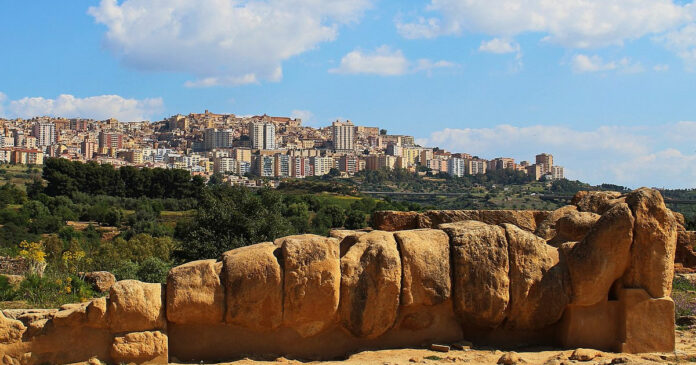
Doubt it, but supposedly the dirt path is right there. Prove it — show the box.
[201,329,696,365]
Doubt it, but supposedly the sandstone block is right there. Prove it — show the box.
[0,310,25,344]
[108,280,165,333]
[52,302,89,327]
[372,211,419,231]
[441,221,509,328]
[503,224,571,330]
[329,229,367,241]
[478,210,540,232]
[418,210,480,228]
[565,203,634,306]
[277,234,340,338]
[223,242,283,331]
[394,229,451,306]
[554,211,600,242]
[86,297,108,328]
[84,271,116,292]
[339,230,401,338]
[573,191,624,215]
[622,188,678,298]
[619,288,675,353]
[111,330,168,364]
[534,205,578,240]
[166,259,224,325]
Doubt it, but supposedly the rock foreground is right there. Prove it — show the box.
[0,188,685,364]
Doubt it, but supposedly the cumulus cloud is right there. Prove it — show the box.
[4,94,164,122]
[417,122,696,188]
[88,0,373,87]
[571,54,644,74]
[658,24,696,70]
[329,46,455,76]
[0,92,6,117]
[397,0,694,48]
[479,38,520,54]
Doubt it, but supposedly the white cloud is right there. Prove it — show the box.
[658,24,696,70]
[654,64,670,71]
[329,46,455,76]
[398,0,694,48]
[88,0,373,87]
[417,122,696,188]
[571,54,644,74]
[5,94,164,122]
[479,38,520,54]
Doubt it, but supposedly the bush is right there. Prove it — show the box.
[14,274,96,308]
[113,261,139,281]
[136,257,171,284]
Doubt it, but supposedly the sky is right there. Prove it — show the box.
[0,0,695,188]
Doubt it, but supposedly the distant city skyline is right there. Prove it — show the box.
[1,0,695,188]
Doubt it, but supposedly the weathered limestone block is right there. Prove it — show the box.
[572,191,625,215]
[622,188,678,298]
[166,259,224,325]
[0,310,25,344]
[223,242,283,331]
[565,203,634,306]
[86,297,108,328]
[372,211,419,231]
[535,205,578,240]
[329,229,367,241]
[676,230,696,268]
[554,211,600,242]
[108,280,165,333]
[618,288,675,353]
[277,234,340,338]
[84,271,116,292]
[111,330,168,364]
[503,224,571,330]
[394,229,451,306]
[339,230,401,338]
[478,210,541,232]
[52,301,89,327]
[417,210,480,229]
[440,221,509,328]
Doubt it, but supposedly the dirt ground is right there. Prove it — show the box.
[203,328,696,365]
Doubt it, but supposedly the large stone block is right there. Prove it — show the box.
[278,234,340,338]
[554,211,600,242]
[372,211,419,231]
[111,330,168,364]
[572,191,625,215]
[622,188,678,298]
[223,242,283,332]
[440,221,509,328]
[108,280,165,333]
[619,289,675,353]
[0,310,25,344]
[535,205,578,240]
[565,203,634,306]
[339,231,401,338]
[394,229,451,306]
[166,259,224,325]
[504,224,570,330]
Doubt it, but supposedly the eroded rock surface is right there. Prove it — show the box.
[394,229,451,306]
[167,259,225,324]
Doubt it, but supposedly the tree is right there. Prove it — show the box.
[380,129,387,135]
[345,210,366,229]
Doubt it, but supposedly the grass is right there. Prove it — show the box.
[314,193,362,210]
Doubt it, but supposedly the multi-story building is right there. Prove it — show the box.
[331,120,355,152]
[551,165,565,180]
[81,139,96,160]
[214,157,238,174]
[274,154,291,177]
[204,128,234,150]
[11,149,44,165]
[339,154,359,175]
[249,122,276,150]
[32,122,55,146]
[488,157,515,171]
[291,157,311,178]
[527,164,543,180]
[448,158,466,177]
[311,156,333,176]
[536,153,553,175]
[465,159,487,175]
[99,131,123,150]
[252,155,275,177]
[231,148,252,163]
[366,154,397,171]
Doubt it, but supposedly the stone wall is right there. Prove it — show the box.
[0,257,32,276]
[0,188,679,364]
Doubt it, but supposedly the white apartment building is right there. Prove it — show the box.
[447,158,466,177]
[249,122,276,150]
[331,120,355,152]
[32,122,55,146]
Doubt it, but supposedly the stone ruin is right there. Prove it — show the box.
[0,188,682,364]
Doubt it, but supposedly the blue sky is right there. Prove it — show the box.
[1,0,696,188]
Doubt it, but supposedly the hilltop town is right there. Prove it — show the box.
[0,111,564,187]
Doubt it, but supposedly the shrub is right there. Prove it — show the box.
[136,257,171,284]
[113,261,139,281]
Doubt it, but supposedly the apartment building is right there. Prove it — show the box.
[32,122,55,147]
[249,122,276,150]
[331,120,355,152]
